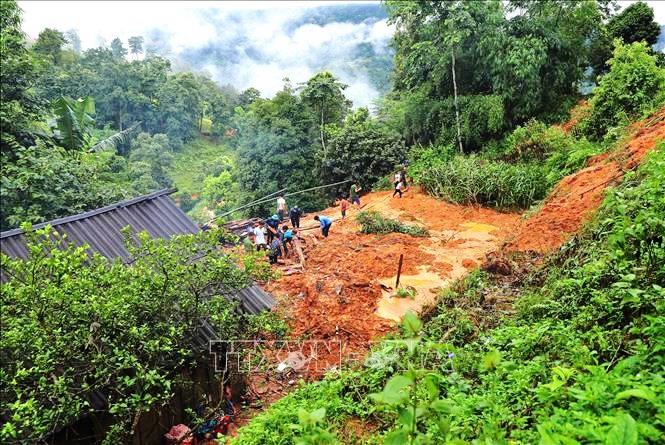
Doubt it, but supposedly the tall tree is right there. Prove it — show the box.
[0,0,44,159]
[110,37,128,59]
[299,71,351,159]
[32,28,67,65]
[233,83,324,214]
[320,108,405,195]
[385,0,609,148]
[128,35,143,60]
[608,1,661,47]
[591,1,661,76]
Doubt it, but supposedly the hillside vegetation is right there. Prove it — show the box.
[1,0,664,444]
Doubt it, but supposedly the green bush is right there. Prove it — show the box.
[0,226,271,443]
[418,154,549,210]
[355,211,429,237]
[581,40,665,140]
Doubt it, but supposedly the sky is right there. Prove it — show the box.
[17,1,665,107]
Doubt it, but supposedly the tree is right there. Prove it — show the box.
[0,140,135,229]
[385,0,609,148]
[110,37,127,59]
[128,132,173,188]
[128,35,143,60]
[583,40,665,139]
[233,83,324,215]
[319,108,405,195]
[591,1,661,76]
[238,87,261,106]
[0,0,44,159]
[32,28,67,65]
[608,1,661,47]
[1,226,269,442]
[299,71,352,159]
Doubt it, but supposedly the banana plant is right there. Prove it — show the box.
[50,96,136,152]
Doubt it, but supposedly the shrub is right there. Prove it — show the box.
[355,211,429,237]
[581,40,665,140]
[418,154,549,210]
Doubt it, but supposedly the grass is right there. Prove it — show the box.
[355,211,429,237]
[167,137,234,197]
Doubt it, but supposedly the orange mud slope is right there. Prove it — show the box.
[255,108,662,379]
[259,188,520,378]
[505,107,664,253]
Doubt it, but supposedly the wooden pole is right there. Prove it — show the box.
[395,253,404,288]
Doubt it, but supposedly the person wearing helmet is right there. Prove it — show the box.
[265,214,280,244]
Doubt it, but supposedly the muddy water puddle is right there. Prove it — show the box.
[375,221,502,321]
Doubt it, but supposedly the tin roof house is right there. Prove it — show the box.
[0,188,275,315]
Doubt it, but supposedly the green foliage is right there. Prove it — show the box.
[582,40,665,140]
[0,140,138,230]
[0,225,271,442]
[417,154,549,210]
[591,1,662,76]
[32,28,67,65]
[608,1,661,47]
[320,108,405,195]
[50,96,96,150]
[384,0,607,147]
[234,117,665,445]
[289,408,340,445]
[0,0,44,159]
[233,83,327,215]
[129,132,173,188]
[396,286,416,299]
[356,211,429,237]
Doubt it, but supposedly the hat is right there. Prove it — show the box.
[272,214,279,220]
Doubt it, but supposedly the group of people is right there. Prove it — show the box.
[237,177,384,265]
[243,215,296,264]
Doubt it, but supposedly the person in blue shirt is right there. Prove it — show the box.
[314,215,332,237]
[265,214,280,244]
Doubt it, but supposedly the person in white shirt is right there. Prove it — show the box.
[253,221,267,251]
[277,195,288,221]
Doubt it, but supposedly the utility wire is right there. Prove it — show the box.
[215,179,353,221]
[215,187,288,220]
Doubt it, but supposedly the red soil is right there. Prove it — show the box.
[240,107,664,415]
[505,107,664,253]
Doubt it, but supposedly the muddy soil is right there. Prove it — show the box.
[237,107,664,423]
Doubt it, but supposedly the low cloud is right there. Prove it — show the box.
[20,1,394,107]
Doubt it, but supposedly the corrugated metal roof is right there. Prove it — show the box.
[0,188,199,261]
[0,189,275,314]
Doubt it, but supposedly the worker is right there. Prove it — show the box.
[253,221,267,251]
[393,178,403,198]
[314,215,332,238]
[267,236,286,264]
[339,196,349,219]
[289,205,302,228]
[277,195,288,221]
[349,180,362,206]
[265,214,280,244]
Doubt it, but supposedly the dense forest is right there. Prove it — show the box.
[1,0,664,444]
